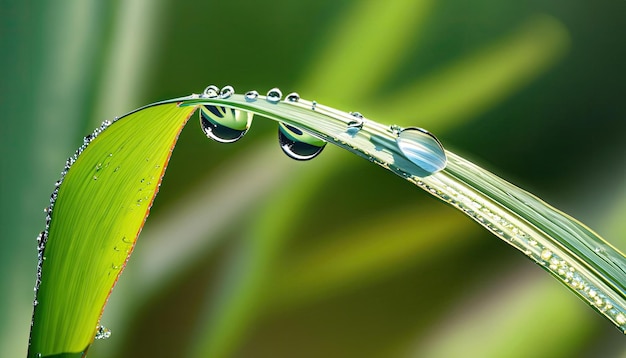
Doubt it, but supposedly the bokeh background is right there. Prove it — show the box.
[2,0,625,357]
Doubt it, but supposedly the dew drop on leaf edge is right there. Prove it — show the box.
[266,88,282,103]
[199,105,253,143]
[278,123,326,160]
[395,127,447,175]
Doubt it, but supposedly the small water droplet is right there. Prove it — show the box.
[285,92,300,102]
[541,249,553,260]
[278,123,326,160]
[95,325,112,340]
[311,101,317,111]
[245,90,259,102]
[93,176,98,181]
[202,85,219,98]
[220,85,234,98]
[347,112,364,130]
[199,105,253,143]
[266,88,282,103]
[396,127,447,176]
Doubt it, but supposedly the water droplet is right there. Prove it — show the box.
[347,112,364,130]
[200,105,254,143]
[219,85,234,98]
[541,249,553,260]
[245,90,259,102]
[285,92,300,102]
[396,127,447,176]
[311,101,317,111]
[266,88,282,103]
[95,325,111,340]
[278,123,326,160]
[202,85,219,98]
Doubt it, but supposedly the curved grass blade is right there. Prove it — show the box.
[180,92,626,334]
[29,102,197,357]
[31,84,625,356]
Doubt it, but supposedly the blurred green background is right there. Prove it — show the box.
[2,0,625,357]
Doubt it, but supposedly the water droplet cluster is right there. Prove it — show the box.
[406,173,626,331]
[33,118,119,308]
[94,325,111,340]
[200,85,331,161]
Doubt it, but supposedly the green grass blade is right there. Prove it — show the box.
[31,84,624,356]
[29,102,196,357]
[180,92,626,333]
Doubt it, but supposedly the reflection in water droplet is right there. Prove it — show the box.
[95,325,111,340]
[396,127,447,176]
[347,112,364,130]
[278,123,326,160]
[200,105,253,143]
[285,92,300,102]
[266,88,282,103]
[245,90,259,102]
[220,85,234,98]
[202,85,219,98]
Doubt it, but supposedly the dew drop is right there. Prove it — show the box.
[396,127,447,176]
[266,88,282,103]
[541,249,553,260]
[219,85,234,98]
[285,92,300,102]
[199,105,254,143]
[278,123,326,160]
[347,112,364,130]
[95,325,111,340]
[245,90,259,102]
[202,85,219,98]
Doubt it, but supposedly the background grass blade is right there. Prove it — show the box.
[29,103,196,357]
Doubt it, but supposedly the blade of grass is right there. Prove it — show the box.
[178,91,626,334]
[29,103,196,357]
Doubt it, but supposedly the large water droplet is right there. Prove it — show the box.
[266,88,282,103]
[219,85,234,98]
[202,85,219,98]
[245,90,259,102]
[278,123,326,160]
[200,105,253,143]
[396,127,447,176]
[95,325,111,340]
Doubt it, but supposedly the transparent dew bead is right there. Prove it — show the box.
[199,105,254,143]
[202,85,219,98]
[285,92,300,102]
[395,127,447,176]
[347,112,364,129]
[266,88,282,103]
[94,325,111,340]
[245,90,259,102]
[219,85,234,98]
[278,123,326,160]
